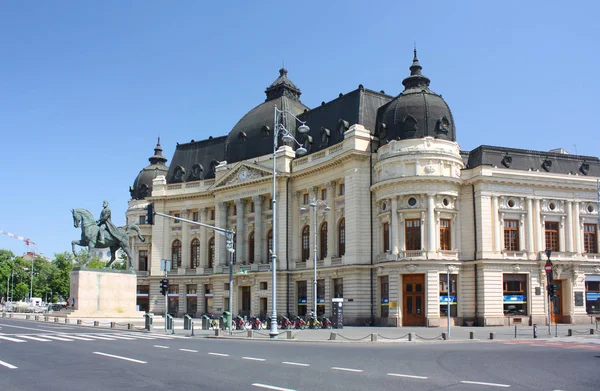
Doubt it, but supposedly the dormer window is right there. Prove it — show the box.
[542,158,552,172]
[379,123,387,140]
[239,132,247,141]
[174,166,186,182]
[502,154,513,168]
[191,164,203,179]
[320,127,330,147]
[580,162,590,175]
[403,115,418,134]
[338,119,349,136]
[261,125,271,138]
[436,116,450,135]
[303,135,313,153]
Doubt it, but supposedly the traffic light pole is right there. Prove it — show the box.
[164,268,168,332]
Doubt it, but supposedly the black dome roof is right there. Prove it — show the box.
[225,68,309,163]
[376,50,455,143]
[130,138,169,200]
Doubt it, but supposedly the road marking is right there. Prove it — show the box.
[0,360,18,369]
[42,335,74,342]
[460,380,510,388]
[103,335,136,340]
[331,366,363,373]
[16,335,52,342]
[208,352,229,357]
[153,345,169,349]
[93,352,147,364]
[0,323,62,332]
[0,335,26,343]
[179,349,198,353]
[59,334,95,341]
[282,361,310,367]
[123,334,156,340]
[251,383,297,391]
[79,334,116,341]
[387,373,428,379]
[243,356,266,361]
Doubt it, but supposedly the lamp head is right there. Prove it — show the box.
[545,249,552,259]
[297,124,310,134]
[324,206,331,211]
[282,134,294,143]
[296,146,307,156]
[300,206,308,212]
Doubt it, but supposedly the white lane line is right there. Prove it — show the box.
[387,373,428,379]
[93,352,147,364]
[208,352,230,357]
[282,361,310,367]
[153,345,169,349]
[460,380,510,388]
[243,356,266,361]
[251,384,297,391]
[42,335,74,342]
[17,335,52,342]
[58,334,95,341]
[331,366,363,373]
[78,334,116,341]
[179,349,198,353]
[0,335,26,343]
[0,360,18,369]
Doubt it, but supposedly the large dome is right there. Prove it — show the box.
[130,138,169,200]
[377,50,455,143]
[225,68,309,163]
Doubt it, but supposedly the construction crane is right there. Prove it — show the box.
[0,229,37,302]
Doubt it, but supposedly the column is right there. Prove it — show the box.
[292,192,301,263]
[253,195,264,264]
[526,198,534,254]
[427,194,436,252]
[217,202,228,267]
[573,201,582,254]
[162,210,170,261]
[235,199,246,264]
[391,197,399,254]
[534,199,543,254]
[519,215,526,251]
[181,210,190,268]
[199,208,207,268]
[492,196,501,253]
[566,201,574,253]
[326,182,336,257]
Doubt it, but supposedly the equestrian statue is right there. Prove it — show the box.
[71,201,144,269]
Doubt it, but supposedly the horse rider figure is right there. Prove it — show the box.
[96,200,119,243]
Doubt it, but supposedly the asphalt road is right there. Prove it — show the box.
[1,318,599,391]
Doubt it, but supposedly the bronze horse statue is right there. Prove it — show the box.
[71,208,144,269]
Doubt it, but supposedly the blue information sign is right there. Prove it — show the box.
[440,295,457,304]
[503,295,527,304]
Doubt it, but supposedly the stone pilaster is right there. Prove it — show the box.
[235,199,246,264]
[253,195,264,264]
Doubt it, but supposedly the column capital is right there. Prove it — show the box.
[235,199,247,207]
[218,202,228,211]
[252,195,264,203]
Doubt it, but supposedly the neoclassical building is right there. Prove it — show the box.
[127,51,600,327]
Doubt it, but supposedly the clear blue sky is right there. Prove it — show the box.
[1,1,598,258]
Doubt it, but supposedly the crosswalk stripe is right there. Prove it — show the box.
[122,334,156,340]
[103,335,136,340]
[42,335,74,341]
[17,335,52,342]
[78,334,116,341]
[0,335,26,342]
[57,334,95,341]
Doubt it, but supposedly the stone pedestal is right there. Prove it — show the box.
[68,269,144,318]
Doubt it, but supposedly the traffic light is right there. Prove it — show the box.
[548,283,556,298]
[146,203,155,225]
[160,278,169,296]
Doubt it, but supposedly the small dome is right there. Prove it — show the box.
[130,138,169,200]
[377,49,455,143]
[225,68,309,163]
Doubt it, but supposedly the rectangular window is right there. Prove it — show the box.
[503,274,527,316]
[333,278,343,298]
[383,222,390,252]
[139,215,146,225]
[584,224,598,254]
[167,284,179,315]
[210,209,215,220]
[586,279,600,314]
[260,282,268,290]
[545,222,559,252]
[317,279,325,316]
[339,183,345,196]
[186,284,197,315]
[405,219,421,251]
[268,199,273,210]
[303,193,309,204]
[192,211,199,222]
[504,220,519,251]
[250,202,255,213]
[380,276,389,318]
[224,283,230,291]
[297,281,307,317]
[439,273,457,317]
[321,188,327,200]
[233,205,237,216]
[173,213,180,224]
[138,250,148,271]
[440,219,451,251]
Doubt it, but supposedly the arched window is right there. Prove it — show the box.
[320,222,328,260]
[208,237,215,268]
[338,218,345,256]
[171,239,181,269]
[267,229,273,263]
[248,231,255,264]
[383,222,390,252]
[190,238,200,268]
[302,225,310,261]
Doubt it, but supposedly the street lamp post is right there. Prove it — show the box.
[30,255,34,302]
[270,105,309,338]
[301,199,330,318]
[545,249,553,336]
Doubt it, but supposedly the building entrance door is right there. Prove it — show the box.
[551,280,564,324]
[241,286,251,318]
[402,274,425,326]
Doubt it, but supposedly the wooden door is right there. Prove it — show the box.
[402,274,425,326]
[241,286,251,318]
[551,280,564,323]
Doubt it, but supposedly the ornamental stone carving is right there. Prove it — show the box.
[406,264,418,273]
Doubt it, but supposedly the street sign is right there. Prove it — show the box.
[544,263,552,273]
[160,259,172,272]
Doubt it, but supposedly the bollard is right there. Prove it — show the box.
[555,323,558,338]
[470,331,474,340]
[568,329,572,337]
[514,325,517,339]
[9,313,13,318]
[54,317,59,323]
[65,318,69,324]
[26,315,31,320]
[94,321,99,327]
[371,333,378,342]
[215,328,221,337]
[1,312,5,318]
[533,324,538,338]
[329,332,337,341]
[77,319,82,325]
[286,330,293,339]
[190,322,195,337]
[44,316,49,321]
[35,315,39,321]
[111,322,116,329]
[591,329,595,335]
[489,332,495,340]
[128,323,133,330]
[442,333,447,340]
[408,333,412,341]
[247,330,254,338]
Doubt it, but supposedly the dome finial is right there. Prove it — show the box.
[402,49,430,90]
[413,42,417,61]
[149,137,167,165]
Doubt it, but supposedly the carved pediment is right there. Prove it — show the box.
[213,163,273,188]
